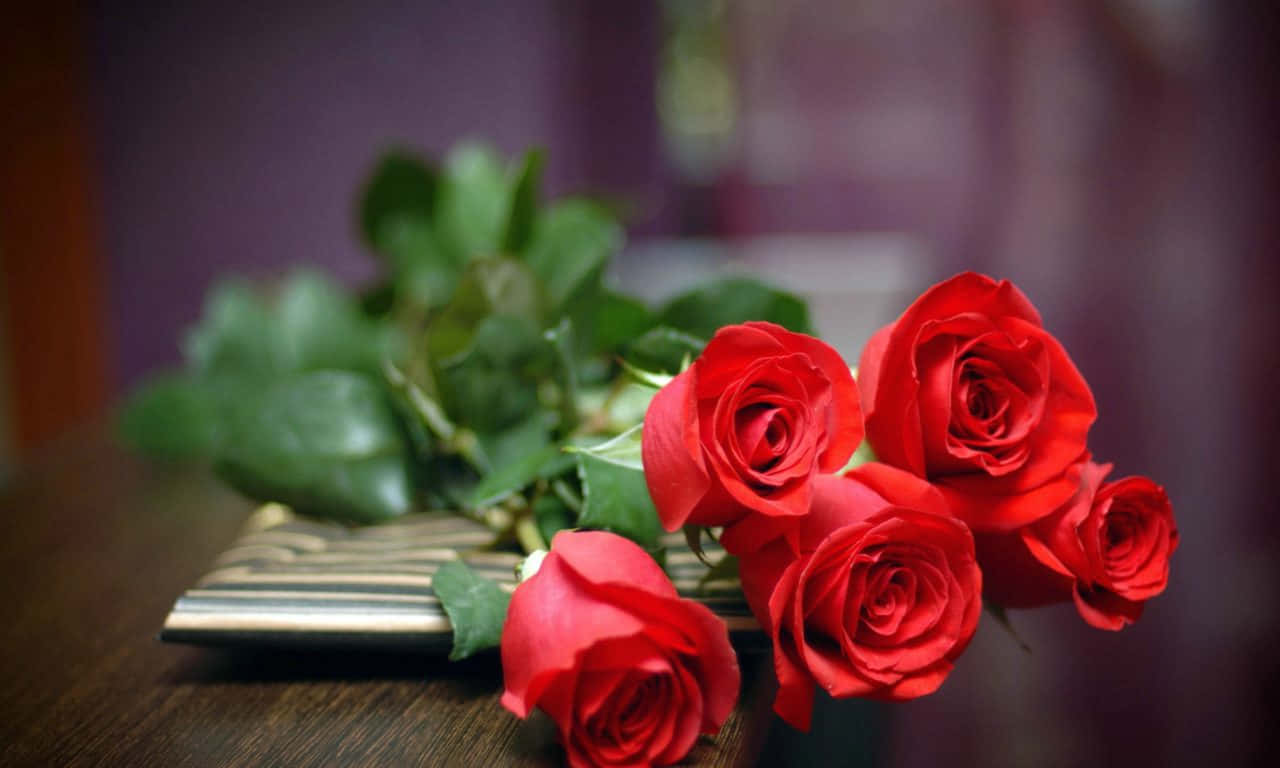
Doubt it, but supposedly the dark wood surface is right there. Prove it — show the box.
[0,427,774,767]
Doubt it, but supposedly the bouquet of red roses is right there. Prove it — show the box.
[123,143,1177,768]
[503,276,1177,765]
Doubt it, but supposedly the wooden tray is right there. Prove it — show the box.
[161,505,758,651]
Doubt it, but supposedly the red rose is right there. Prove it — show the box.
[978,460,1178,630]
[500,530,740,768]
[739,464,982,730]
[642,321,862,553]
[858,272,1096,532]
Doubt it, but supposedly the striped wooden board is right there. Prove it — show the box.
[161,504,759,651]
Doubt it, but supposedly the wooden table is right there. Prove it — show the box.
[0,428,791,767]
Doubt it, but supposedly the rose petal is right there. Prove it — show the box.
[1073,584,1144,630]
[765,323,863,471]
[864,273,1042,477]
[843,463,950,520]
[881,661,952,700]
[642,368,712,531]
[857,323,894,419]
[859,273,1098,534]
[1020,460,1106,578]
[803,473,894,547]
[550,530,679,599]
[699,323,860,473]
[772,634,819,732]
[694,323,792,394]
[719,502,805,556]
[501,553,649,718]
[655,661,703,765]
[738,538,798,633]
[938,458,1085,531]
[1093,475,1177,599]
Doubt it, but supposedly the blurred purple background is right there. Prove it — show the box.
[7,0,1278,765]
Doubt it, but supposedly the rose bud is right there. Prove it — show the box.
[500,530,740,768]
[642,321,862,554]
[857,272,1096,532]
[978,460,1178,630]
[739,464,982,730]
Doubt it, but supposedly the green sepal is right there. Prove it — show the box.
[697,554,740,594]
[619,358,675,390]
[985,602,1033,654]
[683,524,711,566]
[840,438,879,474]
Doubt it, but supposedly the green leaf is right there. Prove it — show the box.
[117,372,223,460]
[625,326,705,374]
[467,445,561,508]
[476,410,556,472]
[592,290,655,353]
[433,560,512,661]
[182,279,283,381]
[578,383,658,435]
[428,258,545,362]
[425,259,549,432]
[276,270,402,375]
[523,199,622,311]
[382,215,465,309]
[214,371,414,524]
[180,272,401,383]
[438,142,509,259]
[533,494,574,545]
[610,382,660,429]
[416,454,485,510]
[659,276,812,339]
[572,425,662,547]
[358,279,397,318]
[359,148,437,255]
[468,412,565,508]
[501,149,544,253]
[570,423,643,468]
[432,313,552,433]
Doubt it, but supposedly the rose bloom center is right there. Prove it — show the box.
[735,401,792,472]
